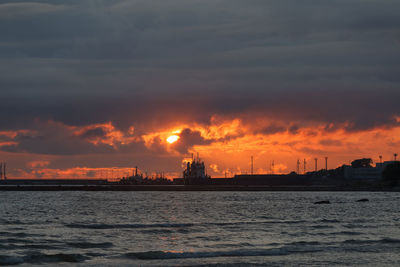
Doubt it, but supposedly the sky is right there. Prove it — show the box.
[0,0,399,179]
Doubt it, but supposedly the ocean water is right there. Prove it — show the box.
[0,191,399,266]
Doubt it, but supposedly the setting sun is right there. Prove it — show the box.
[167,135,180,144]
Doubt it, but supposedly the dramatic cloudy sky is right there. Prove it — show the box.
[1,0,399,178]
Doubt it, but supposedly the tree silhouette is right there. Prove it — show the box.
[351,158,373,168]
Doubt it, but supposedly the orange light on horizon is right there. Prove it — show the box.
[167,135,180,144]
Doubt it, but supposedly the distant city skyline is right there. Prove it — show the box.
[0,0,399,178]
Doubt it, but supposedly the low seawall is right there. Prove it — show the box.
[0,185,399,191]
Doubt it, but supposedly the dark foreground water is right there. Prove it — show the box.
[0,191,399,266]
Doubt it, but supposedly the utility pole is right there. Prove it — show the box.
[325,157,328,170]
[314,158,318,172]
[296,159,300,174]
[251,156,254,175]
[303,159,306,174]
[272,160,275,175]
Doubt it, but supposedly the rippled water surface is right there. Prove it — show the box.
[0,191,400,266]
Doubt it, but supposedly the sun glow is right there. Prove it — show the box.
[167,135,180,144]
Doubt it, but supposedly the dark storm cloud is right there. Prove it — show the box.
[145,136,168,154]
[288,125,300,135]
[79,127,107,140]
[255,124,287,135]
[0,122,154,156]
[173,128,212,153]
[0,121,114,155]
[0,0,399,135]
[319,139,343,146]
[0,119,153,156]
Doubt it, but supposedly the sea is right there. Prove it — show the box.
[0,191,399,266]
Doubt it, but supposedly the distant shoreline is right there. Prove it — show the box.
[0,185,399,192]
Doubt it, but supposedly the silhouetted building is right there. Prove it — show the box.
[344,161,399,179]
[119,166,143,184]
[183,159,211,185]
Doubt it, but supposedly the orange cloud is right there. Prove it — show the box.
[0,141,18,147]
[13,165,179,180]
[171,118,400,176]
[130,115,400,177]
[0,130,32,139]
[27,160,50,168]
[15,166,134,180]
[141,116,244,153]
[2,115,400,179]
[71,122,139,147]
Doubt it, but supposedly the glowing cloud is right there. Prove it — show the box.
[167,135,180,144]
